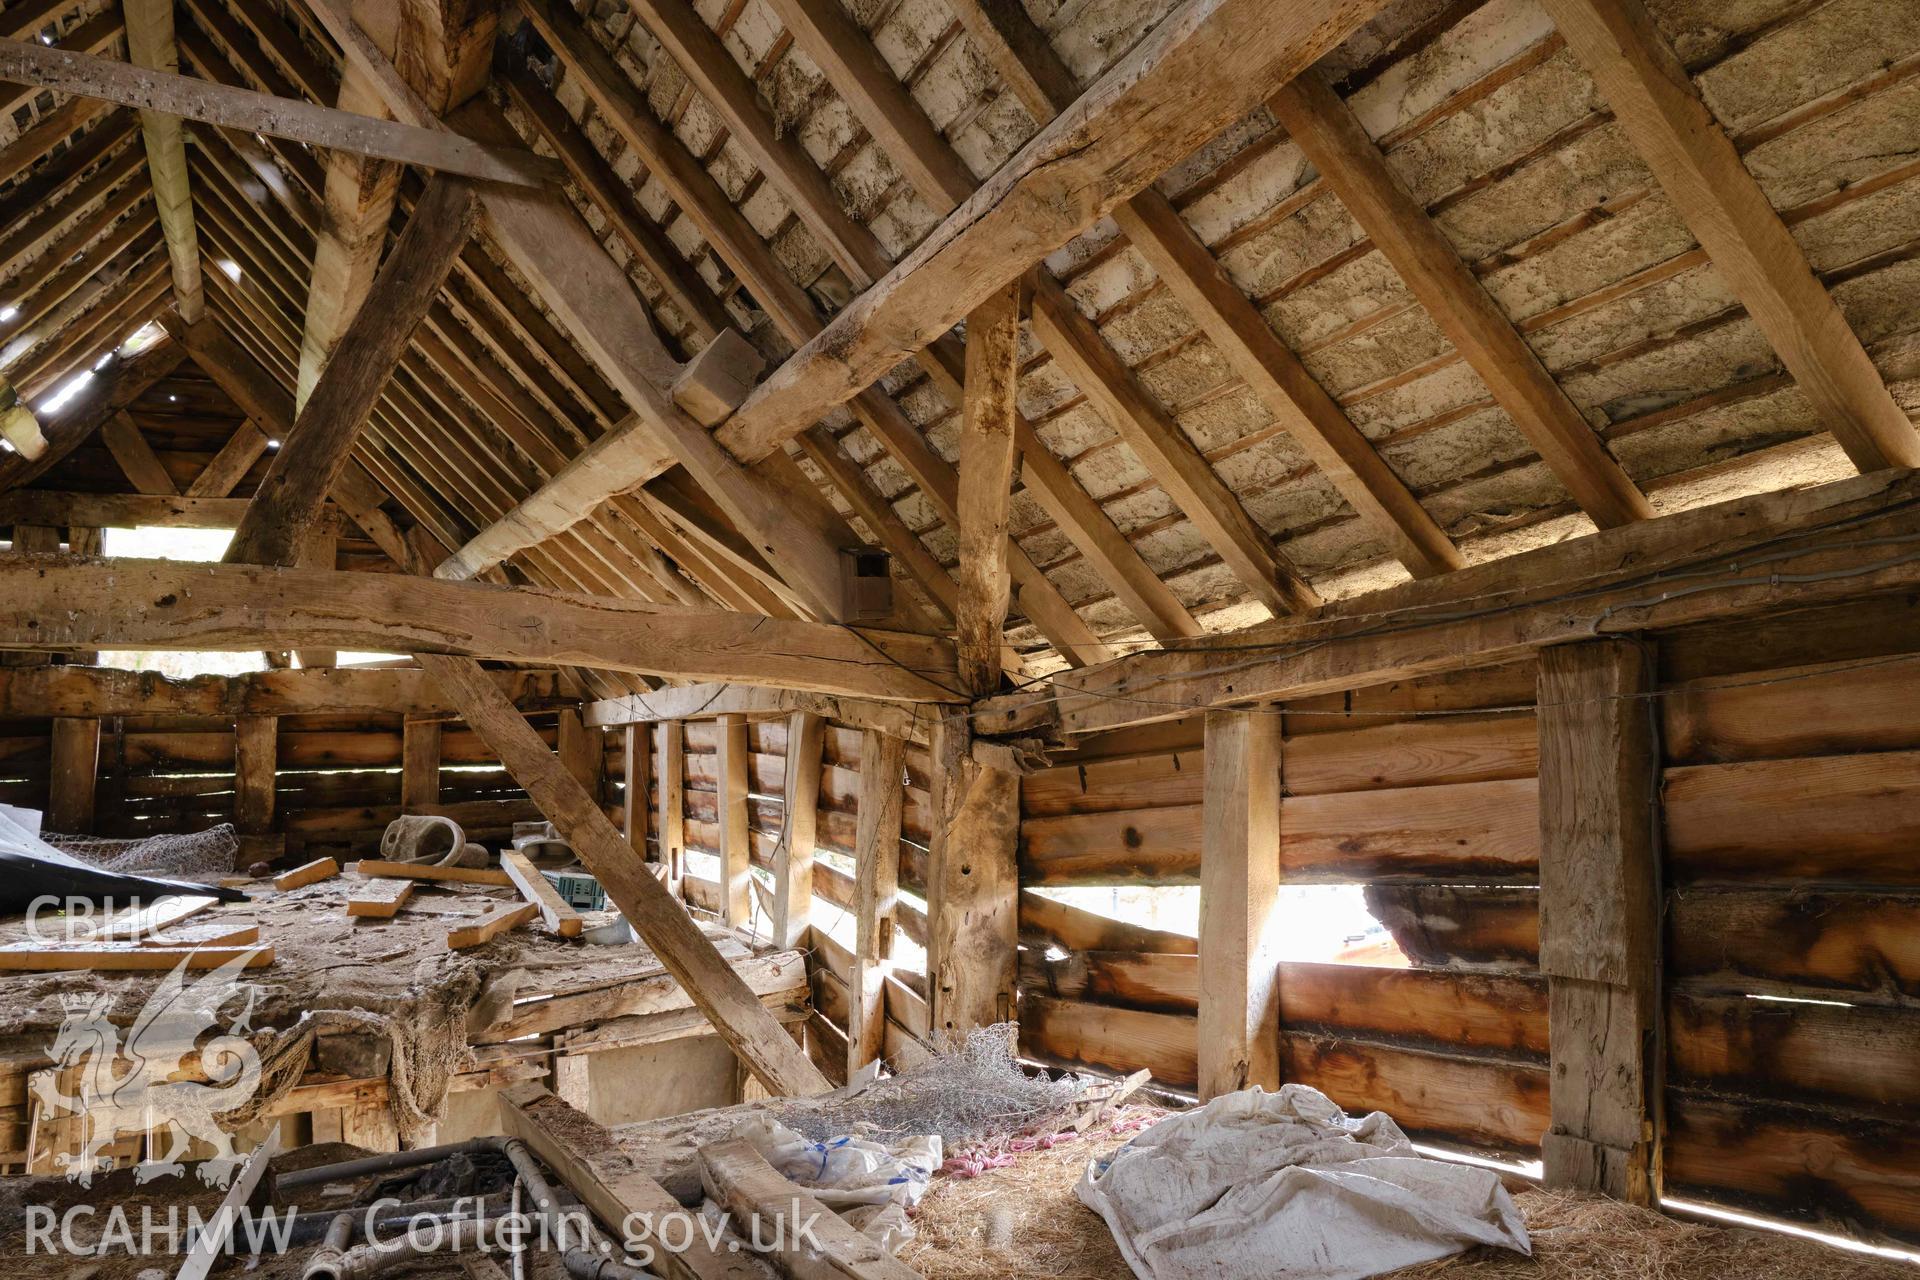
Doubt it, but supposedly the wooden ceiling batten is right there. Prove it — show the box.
[122,0,205,325]
[1268,72,1653,531]
[1540,0,1920,474]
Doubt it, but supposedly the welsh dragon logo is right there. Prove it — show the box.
[33,949,266,1188]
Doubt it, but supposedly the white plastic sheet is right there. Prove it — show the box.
[720,1115,942,1251]
[1078,1085,1530,1280]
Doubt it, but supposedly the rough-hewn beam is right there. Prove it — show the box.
[185,420,268,497]
[227,173,478,567]
[1108,195,1460,577]
[297,3,865,625]
[1199,707,1282,1099]
[0,38,557,186]
[850,727,905,1075]
[784,0,1450,583]
[926,713,1018,1035]
[499,59,732,342]
[290,1,499,409]
[1032,278,1320,616]
[558,0,1135,659]
[581,683,933,745]
[509,0,1099,655]
[99,410,177,496]
[1268,73,1651,530]
[417,652,832,1096]
[0,376,43,459]
[714,0,1386,462]
[956,281,1021,694]
[1541,0,1920,473]
[0,333,184,492]
[974,468,1920,739]
[716,712,753,928]
[0,555,965,701]
[0,490,284,527]
[1538,638,1660,1202]
[771,710,823,951]
[123,0,204,324]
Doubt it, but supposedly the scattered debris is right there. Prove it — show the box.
[447,900,540,950]
[345,877,415,919]
[275,857,343,892]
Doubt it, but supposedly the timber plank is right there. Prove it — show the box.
[1019,949,1199,1013]
[1665,751,1920,884]
[1020,993,1197,1089]
[352,858,512,886]
[1365,885,1540,972]
[1663,658,1920,764]
[447,900,539,950]
[1280,962,1548,1057]
[1669,992,1920,1115]
[0,942,272,971]
[1018,890,1197,956]
[1283,1034,1550,1152]
[345,877,414,918]
[499,1085,762,1280]
[1668,890,1920,1003]
[1666,1091,1920,1239]
[272,856,339,891]
[500,849,584,938]
[697,1138,921,1280]
[1019,777,1540,885]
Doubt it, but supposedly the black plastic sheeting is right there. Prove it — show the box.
[0,846,248,914]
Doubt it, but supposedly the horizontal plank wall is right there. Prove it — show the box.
[666,714,935,1086]
[1017,663,1548,1153]
[1658,633,1920,1244]
[0,669,575,861]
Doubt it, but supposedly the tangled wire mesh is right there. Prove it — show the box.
[778,1023,1088,1148]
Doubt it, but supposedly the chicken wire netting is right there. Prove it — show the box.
[48,822,241,877]
[778,1022,1088,1148]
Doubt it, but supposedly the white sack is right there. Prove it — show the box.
[721,1115,941,1252]
[1078,1085,1529,1280]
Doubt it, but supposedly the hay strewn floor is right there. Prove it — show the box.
[899,1110,1915,1280]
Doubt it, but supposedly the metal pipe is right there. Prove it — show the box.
[275,1138,500,1192]
[510,1178,526,1280]
[280,1193,517,1248]
[305,1214,497,1280]
[562,1248,659,1280]
[299,1213,354,1280]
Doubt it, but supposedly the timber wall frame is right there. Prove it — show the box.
[1006,581,1920,1247]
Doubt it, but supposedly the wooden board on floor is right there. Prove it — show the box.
[697,1137,922,1279]
[447,900,539,949]
[352,857,512,885]
[272,856,339,891]
[499,848,583,937]
[0,942,273,971]
[497,1084,765,1280]
[345,877,414,918]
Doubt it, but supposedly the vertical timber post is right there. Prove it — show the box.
[48,717,101,834]
[557,706,602,801]
[1199,707,1282,1099]
[622,723,650,858]
[654,721,686,899]
[927,712,1019,1039]
[401,715,443,811]
[234,714,278,856]
[849,728,905,1076]
[772,711,824,949]
[1538,638,1662,1203]
[717,713,753,929]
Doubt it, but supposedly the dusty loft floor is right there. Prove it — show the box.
[899,1108,1915,1280]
